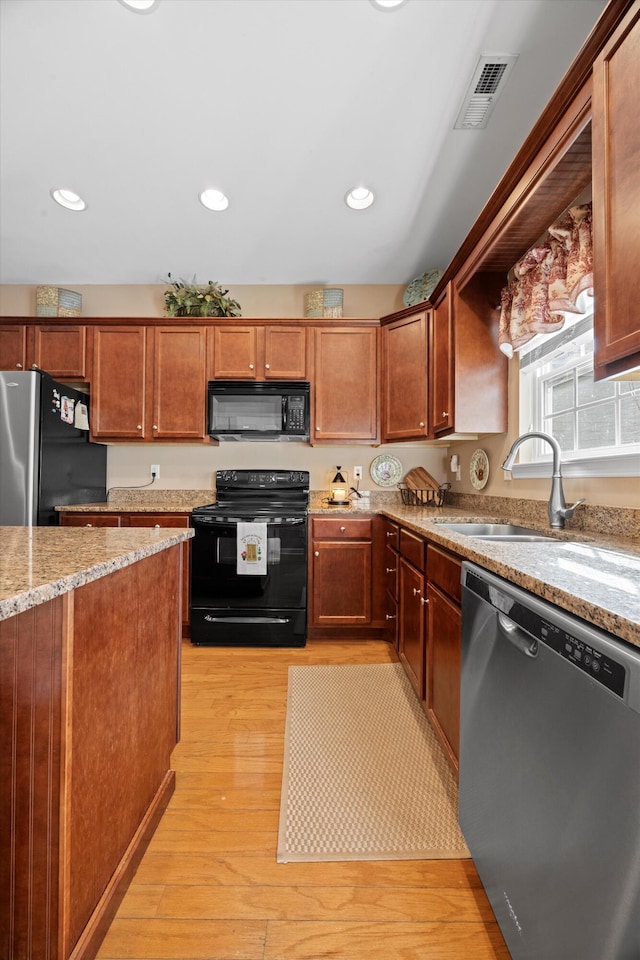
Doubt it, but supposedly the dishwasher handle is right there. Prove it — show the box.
[498,612,539,658]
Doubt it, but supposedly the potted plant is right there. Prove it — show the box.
[164,273,242,318]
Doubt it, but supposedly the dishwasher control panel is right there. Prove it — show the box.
[464,569,627,699]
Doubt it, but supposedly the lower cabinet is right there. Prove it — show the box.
[426,544,462,774]
[309,515,373,634]
[59,511,191,630]
[398,555,426,699]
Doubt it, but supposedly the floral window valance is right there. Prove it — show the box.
[498,202,594,358]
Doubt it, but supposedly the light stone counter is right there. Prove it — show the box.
[0,525,194,621]
[375,505,639,648]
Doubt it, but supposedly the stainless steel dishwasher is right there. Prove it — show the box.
[459,562,640,960]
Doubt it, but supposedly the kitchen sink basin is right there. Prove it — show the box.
[436,523,556,542]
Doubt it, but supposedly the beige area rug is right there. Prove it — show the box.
[277,662,470,863]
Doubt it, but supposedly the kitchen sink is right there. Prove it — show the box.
[435,523,556,542]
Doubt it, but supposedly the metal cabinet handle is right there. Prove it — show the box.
[419,421,425,427]
[442,411,449,418]
[386,567,396,573]
[420,597,429,605]
[85,523,93,527]
[314,550,320,557]
[316,426,320,430]
[16,362,23,369]
[136,424,142,430]
[265,363,270,369]
[340,525,346,532]
[386,531,395,538]
[152,424,158,430]
[413,587,420,596]
[385,614,396,620]
[249,363,254,369]
[154,524,160,528]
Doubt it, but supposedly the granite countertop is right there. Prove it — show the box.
[0,526,194,622]
[56,490,214,513]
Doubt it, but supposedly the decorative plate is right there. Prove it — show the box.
[370,454,403,487]
[402,268,444,307]
[469,449,490,490]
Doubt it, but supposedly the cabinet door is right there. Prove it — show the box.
[151,327,207,440]
[91,327,147,439]
[398,557,426,700]
[32,325,87,379]
[427,582,461,773]
[264,326,307,379]
[211,326,259,379]
[430,285,454,436]
[593,3,640,378]
[310,539,372,625]
[0,324,27,370]
[381,311,429,441]
[313,328,378,442]
[125,514,191,625]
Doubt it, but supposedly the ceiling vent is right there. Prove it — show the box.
[454,55,518,130]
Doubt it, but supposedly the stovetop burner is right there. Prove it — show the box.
[192,469,310,521]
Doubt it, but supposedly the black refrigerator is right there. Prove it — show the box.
[0,370,107,525]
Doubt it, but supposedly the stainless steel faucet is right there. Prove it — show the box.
[501,431,585,529]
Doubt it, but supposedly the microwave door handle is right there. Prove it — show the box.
[282,396,287,429]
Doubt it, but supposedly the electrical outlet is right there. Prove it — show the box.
[353,465,363,480]
[151,464,160,480]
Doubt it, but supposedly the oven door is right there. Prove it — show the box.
[190,515,307,646]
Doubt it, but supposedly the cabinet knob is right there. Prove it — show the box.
[16,362,23,369]
[419,421,425,428]
[249,363,254,370]
[316,426,320,430]
[386,531,394,538]
[385,614,396,621]
[420,597,429,605]
[136,424,142,430]
[340,525,346,532]
[413,587,420,596]
[85,523,93,527]
[154,524,160,528]
[386,567,396,573]
[265,363,270,369]
[314,550,320,557]
[152,424,158,430]
[442,411,449,418]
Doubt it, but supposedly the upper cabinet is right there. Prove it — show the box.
[210,324,307,380]
[429,287,454,437]
[381,309,429,442]
[592,2,640,379]
[313,326,378,443]
[91,325,207,441]
[0,323,87,379]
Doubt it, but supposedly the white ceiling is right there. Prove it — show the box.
[0,0,607,289]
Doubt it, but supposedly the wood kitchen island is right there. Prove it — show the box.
[0,525,193,960]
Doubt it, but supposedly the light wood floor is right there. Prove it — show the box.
[96,639,511,960]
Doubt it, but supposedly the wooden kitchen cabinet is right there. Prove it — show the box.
[381,518,400,648]
[309,516,372,631]
[60,511,192,629]
[90,325,207,441]
[380,309,429,442]
[426,544,462,775]
[592,1,640,379]
[398,554,426,700]
[0,321,87,379]
[313,327,378,442]
[210,324,307,380]
[429,286,454,437]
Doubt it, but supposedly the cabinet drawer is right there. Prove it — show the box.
[126,514,190,529]
[381,518,399,550]
[399,528,426,571]
[61,514,121,527]
[427,543,462,604]
[311,516,372,539]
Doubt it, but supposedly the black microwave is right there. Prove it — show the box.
[207,381,310,441]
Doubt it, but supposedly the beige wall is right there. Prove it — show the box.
[0,283,406,319]
[1,282,636,508]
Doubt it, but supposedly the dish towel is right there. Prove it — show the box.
[237,522,268,575]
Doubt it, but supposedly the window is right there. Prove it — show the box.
[518,307,640,478]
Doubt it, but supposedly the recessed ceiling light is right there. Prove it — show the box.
[370,0,408,10]
[199,189,229,212]
[117,0,159,13]
[345,186,375,210]
[50,188,87,212]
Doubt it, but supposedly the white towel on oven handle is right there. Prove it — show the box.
[237,522,268,575]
